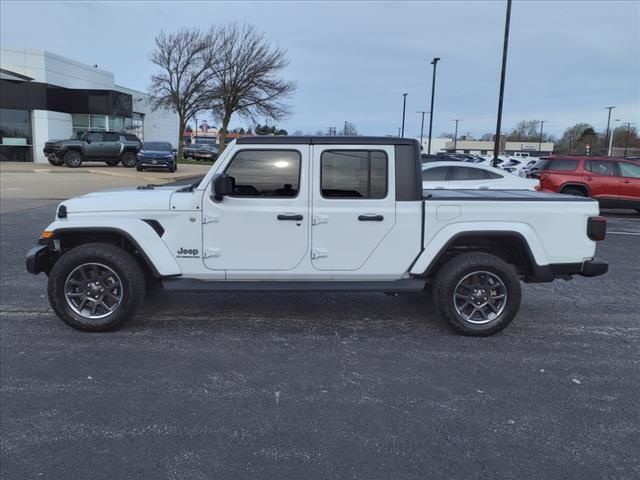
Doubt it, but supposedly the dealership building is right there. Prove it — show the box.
[0,48,178,163]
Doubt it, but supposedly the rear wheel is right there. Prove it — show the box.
[120,151,137,168]
[105,158,120,167]
[562,187,587,197]
[47,156,64,166]
[63,150,83,168]
[47,243,145,332]
[433,252,521,336]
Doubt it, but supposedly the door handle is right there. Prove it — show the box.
[358,214,384,222]
[586,176,593,181]
[622,180,630,184]
[277,214,303,221]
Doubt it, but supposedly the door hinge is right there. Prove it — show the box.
[312,248,328,259]
[312,215,329,225]
[203,248,221,258]
[203,215,219,224]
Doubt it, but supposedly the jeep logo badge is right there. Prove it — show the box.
[176,247,199,258]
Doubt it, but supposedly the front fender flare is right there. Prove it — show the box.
[43,218,182,277]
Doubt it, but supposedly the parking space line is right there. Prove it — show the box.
[607,231,640,236]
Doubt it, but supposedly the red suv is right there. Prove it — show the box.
[536,156,640,212]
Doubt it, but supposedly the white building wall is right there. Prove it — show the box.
[31,110,73,163]
[420,138,451,153]
[1,48,114,89]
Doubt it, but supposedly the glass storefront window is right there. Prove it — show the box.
[108,116,124,132]
[0,108,32,162]
[126,112,144,141]
[90,115,106,130]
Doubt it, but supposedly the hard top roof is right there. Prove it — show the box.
[236,136,418,146]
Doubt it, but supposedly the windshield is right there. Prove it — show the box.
[142,142,172,151]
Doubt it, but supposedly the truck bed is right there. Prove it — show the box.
[423,189,593,202]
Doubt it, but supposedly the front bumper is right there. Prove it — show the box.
[137,158,173,168]
[26,243,57,275]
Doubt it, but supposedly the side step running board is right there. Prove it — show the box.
[161,278,426,293]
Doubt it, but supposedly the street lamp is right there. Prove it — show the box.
[604,106,615,156]
[492,0,512,167]
[401,93,408,137]
[608,118,621,157]
[417,111,428,149]
[427,57,441,154]
[621,122,634,158]
[452,119,462,152]
[538,120,547,155]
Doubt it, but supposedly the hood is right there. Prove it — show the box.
[61,186,182,213]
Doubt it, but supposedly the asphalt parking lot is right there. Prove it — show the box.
[1,181,639,478]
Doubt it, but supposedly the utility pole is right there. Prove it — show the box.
[493,0,512,167]
[401,93,408,137]
[417,111,428,149]
[427,57,441,154]
[622,122,633,158]
[604,106,615,156]
[452,119,462,152]
[344,121,348,136]
[538,120,547,155]
[608,118,621,157]
[194,116,198,144]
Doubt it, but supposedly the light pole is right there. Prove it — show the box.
[622,122,633,158]
[604,106,615,156]
[608,118,621,157]
[427,57,441,154]
[452,119,462,152]
[417,111,428,148]
[401,93,408,137]
[538,120,547,155]
[493,0,512,167]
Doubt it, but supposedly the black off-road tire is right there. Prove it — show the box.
[169,164,176,173]
[120,151,137,168]
[562,187,587,197]
[136,166,143,172]
[432,252,521,336]
[105,158,120,167]
[47,156,64,166]
[47,243,146,332]
[63,150,83,168]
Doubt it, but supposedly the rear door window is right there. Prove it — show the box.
[546,159,579,171]
[103,132,119,142]
[451,167,502,180]
[422,167,449,181]
[321,150,388,199]
[586,160,617,176]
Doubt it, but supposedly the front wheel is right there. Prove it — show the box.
[432,253,521,336]
[47,243,145,331]
[63,150,83,168]
[47,156,64,166]
[120,151,137,168]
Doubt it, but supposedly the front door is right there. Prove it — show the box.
[583,159,619,200]
[617,161,640,204]
[311,146,396,271]
[202,146,309,272]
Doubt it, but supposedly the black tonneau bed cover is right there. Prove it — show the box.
[423,189,594,202]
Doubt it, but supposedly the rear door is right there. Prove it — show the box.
[617,161,640,204]
[311,146,395,271]
[102,132,122,157]
[584,159,619,199]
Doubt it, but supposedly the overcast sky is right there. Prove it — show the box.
[1,0,638,138]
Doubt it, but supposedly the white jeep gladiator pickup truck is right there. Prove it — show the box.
[26,136,608,336]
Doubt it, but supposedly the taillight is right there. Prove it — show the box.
[587,216,606,241]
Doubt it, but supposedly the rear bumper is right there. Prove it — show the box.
[527,258,609,282]
[26,243,57,275]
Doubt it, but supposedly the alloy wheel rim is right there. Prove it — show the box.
[64,263,123,319]
[453,270,507,324]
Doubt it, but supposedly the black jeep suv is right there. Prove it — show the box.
[43,131,142,168]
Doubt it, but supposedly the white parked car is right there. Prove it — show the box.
[422,161,540,190]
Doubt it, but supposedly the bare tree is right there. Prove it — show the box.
[148,28,222,160]
[211,23,296,152]
[342,121,358,136]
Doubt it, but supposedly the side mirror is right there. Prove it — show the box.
[211,173,234,202]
